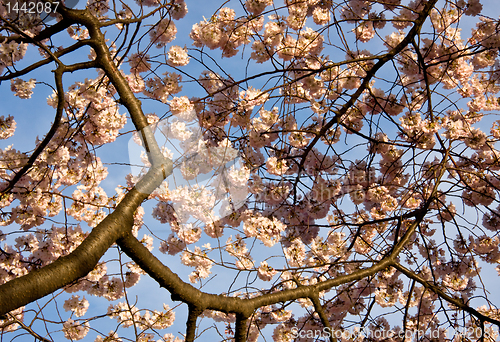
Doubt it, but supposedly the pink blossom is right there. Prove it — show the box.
[170,1,188,20]
[128,53,151,74]
[62,319,90,340]
[251,41,272,63]
[464,0,483,16]
[244,0,273,15]
[149,19,177,47]
[190,21,224,50]
[94,331,121,342]
[63,295,89,317]
[355,21,375,42]
[0,115,16,139]
[483,207,500,231]
[169,96,196,121]
[10,78,36,99]
[177,223,202,244]
[167,45,190,66]
[266,156,289,176]
[125,74,145,93]
[67,26,89,40]
[284,239,306,267]
[312,7,331,25]
[0,41,28,74]
[243,213,286,247]
[160,234,186,255]
[442,274,469,291]
[257,261,277,281]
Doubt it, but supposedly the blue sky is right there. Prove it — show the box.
[1,0,500,341]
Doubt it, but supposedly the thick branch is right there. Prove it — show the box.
[0,163,170,316]
[116,204,423,320]
[185,305,203,342]
[56,7,164,164]
[117,232,254,317]
[0,2,174,315]
[234,314,249,342]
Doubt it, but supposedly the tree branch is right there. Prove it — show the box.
[0,40,91,81]
[185,305,203,342]
[297,0,439,173]
[0,64,65,195]
[56,6,165,165]
[310,294,335,342]
[0,162,170,316]
[0,18,74,45]
[393,262,500,328]
[6,313,51,342]
[234,314,249,342]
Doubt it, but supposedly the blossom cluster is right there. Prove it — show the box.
[10,78,36,99]
[0,115,16,139]
[2,0,500,341]
[108,302,175,330]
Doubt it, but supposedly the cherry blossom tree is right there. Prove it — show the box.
[1,0,500,341]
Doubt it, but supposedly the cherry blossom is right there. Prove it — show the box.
[0,115,16,139]
[62,319,90,340]
[1,1,500,342]
[128,53,151,74]
[10,78,35,99]
[63,295,89,317]
[167,45,190,66]
[150,19,177,47]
